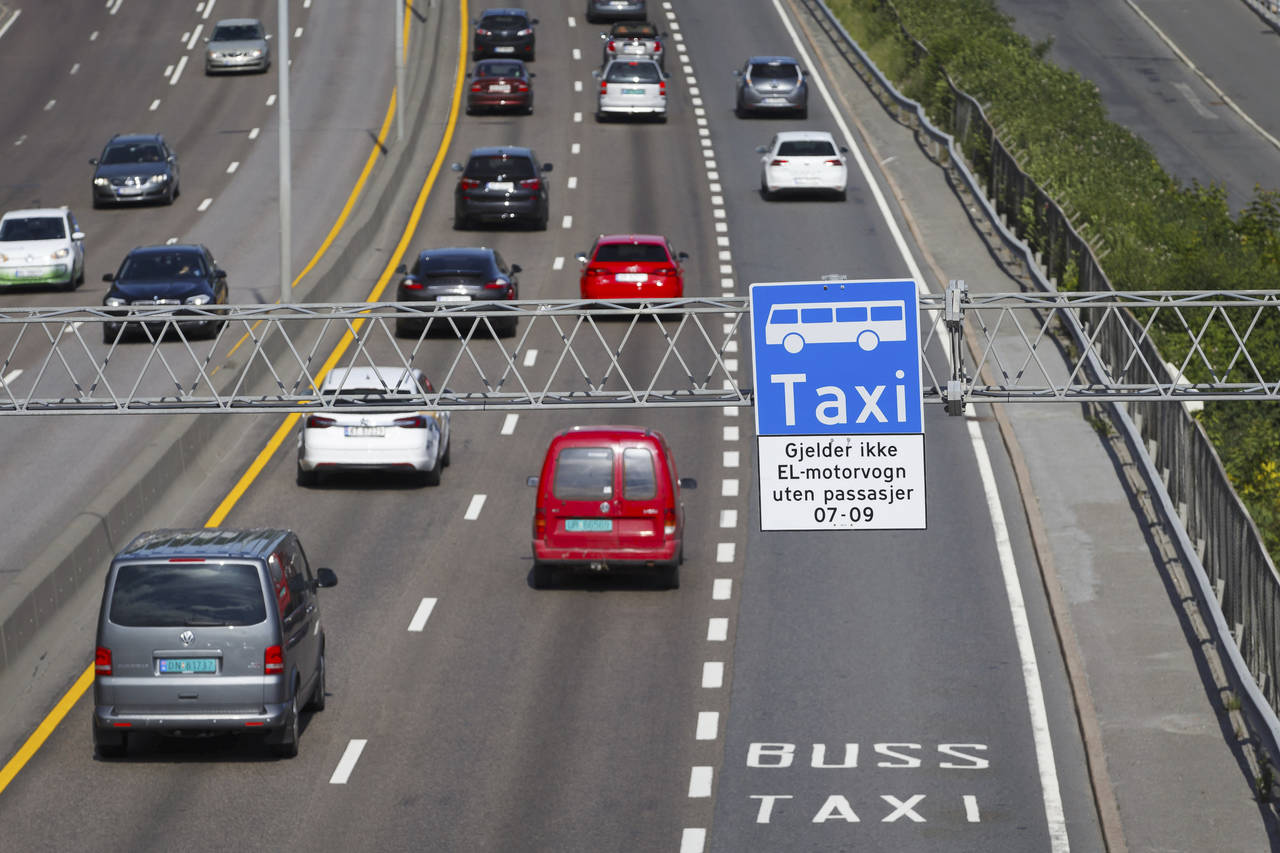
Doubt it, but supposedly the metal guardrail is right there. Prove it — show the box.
[798,0,1280,771]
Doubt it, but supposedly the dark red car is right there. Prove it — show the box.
[575,233,687,300]
[466,59,535,114]
[528,426,696,588]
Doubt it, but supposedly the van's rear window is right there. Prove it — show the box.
[553,447,615,499]
[109,563,268,627]
[623,448,657,499]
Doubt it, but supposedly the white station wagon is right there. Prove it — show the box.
[595,58,668,121]
[757,131,849,200]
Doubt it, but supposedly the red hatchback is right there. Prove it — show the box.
[575,234,687,300]
[528,426,696,588]
[466,59,535,114]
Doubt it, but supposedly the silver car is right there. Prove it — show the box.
[586,0,646,23]
[205,18,271,74]
[296,366,452,487]
[600,21,667,71]
[595,58,668,122]
[92,528,337,759]
[735,56,808,118]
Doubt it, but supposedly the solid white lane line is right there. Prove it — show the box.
[721,479,738,498]
[553,256,565,270]
[407,597,437,632]
[712,578,732,600]
[719,509,738,529]
[688,766,712,798]
[170,55,188,85]
[696,711,719,740]
[707,617,728,641]
[187,24,203,50]
[702,662,724,687]
[501,413,519,435]
[197,198,212,212]
[227,161,239,174]
[0,9,20,39]
[523,349,538,367]
[329,739,367,784]
[715,543,734,563]
[680,828,706,853]
[464,494,486,520]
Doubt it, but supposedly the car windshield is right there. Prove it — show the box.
[119,252,205,280]
[480,14,525,28]
[101,143,164,165]
[553,447,615,499]
[606,62,661,83]
[464,156,537,180]
[417,253,493,275]
[0,217,65,241]
[777,140,837,157]
[478,61,525,77]
[109,562,267,627]
[612,23,656,37]
[212,23,263,40]
[593,243,669,263]
[750,63,799,80]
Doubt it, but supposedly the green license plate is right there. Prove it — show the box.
[566,518,613,532]
[622,88,644,95]
[158,658,217,674]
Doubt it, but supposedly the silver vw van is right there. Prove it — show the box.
[92,528,337,759]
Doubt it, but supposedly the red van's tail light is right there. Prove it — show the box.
[95,646,113,676]
[393,415,428,429]
[533,508,546,539]
[664,508,677,537]
[264,645,285,675]
[306,414,336,429]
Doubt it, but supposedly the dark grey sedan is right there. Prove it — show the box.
[586,0,646,23]
[734,56,809,118]
[89,133,180,207]
[394,247,521,338]
[452,146,552,230]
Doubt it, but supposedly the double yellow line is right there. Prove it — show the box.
[0,0,468,795]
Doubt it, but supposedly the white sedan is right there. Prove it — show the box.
[0,207,86,290]
[296,366,451,487]
[757,131,849,200]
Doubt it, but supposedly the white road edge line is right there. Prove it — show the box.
[329,738,367,784]
[0,9,21,41]
[407,597,437,632]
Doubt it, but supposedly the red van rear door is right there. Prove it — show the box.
[615,445,666,552]
[545,445,621,553]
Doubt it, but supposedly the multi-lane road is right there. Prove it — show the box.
[0,0,1181,849]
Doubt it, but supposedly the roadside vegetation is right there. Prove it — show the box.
[826,0,1280,554]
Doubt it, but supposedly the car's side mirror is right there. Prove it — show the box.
[529,72,536,78]
[203,37,210,43]
[102,273,114,282]
[592,69,601,79]
[677,251,689,261]
[526,476,539,487]
[600,32,608,40]
[680,477,697,489]
[72,230,85,241]
[265,33,273,40]
[575,252,588,264]
[664,71,671,79]
[733,70,743,77]
[88,158,99,166]
[315,567,338,588]
[451,162,463,172]
[541,162,553,172]
[466,71,472,78]
[755,145,768,153]
[395,264,408,274]
[214,268,227,278]
[531,18,539,24]
[510,263,523,273]
[839,146,849,154]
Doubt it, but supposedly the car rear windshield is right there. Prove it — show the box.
[102,144,164,165]
[416,253,492,275]
[553,447,615,499]
[0,217,65,241]
[464,156,537,180]
[109,562,268,627]
[777,140,837,157]
[613,23,656,37]
[593,243,669,263]
[480,14,526,27]
[623,448,657,499]
[212,23,263,40]
[606,62,661,83]
[751,63,799,80]
[119,252,205,279]
[478,61,525,77]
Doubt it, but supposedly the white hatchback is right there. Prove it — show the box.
[0,207,86,290]
[595,58,668,121]
[757,131,849,200]
[296,367,451,487]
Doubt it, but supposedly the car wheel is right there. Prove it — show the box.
[165,184,176,206]
[103,324,120,345]
[393,318,420,339]
[835,189,847,201]
[453,214,470,231]
[296,459,319,487]
[531,562,555,589]
[270,692,300,758]
[660,564,680,590]
[760,179,773,201]
[304,647,327,712]
[421,451,443,487]
[441,433,452,467]
[798,105,809,120]
[499,317,518,338]
[93,727,127,759]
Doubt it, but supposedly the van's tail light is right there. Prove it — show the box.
[663,508,677,537]
[600,79,608,95]
[519,178,542,191]
[770,158,788,166]
[264,645,284,675]
[393,415,428,429]
[459,178,482,191]
[306,414,336,428]
[95,646,113,676]
[534,508,546,539]
[658,80,666,96]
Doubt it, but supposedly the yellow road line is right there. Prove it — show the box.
[0,0,466,797]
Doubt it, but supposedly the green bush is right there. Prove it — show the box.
[834,0,1280,556]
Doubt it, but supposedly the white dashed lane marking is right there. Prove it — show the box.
[688,766,712,798]
[696,711,719,740]
[716,543,735,563]
[170,55,188,85]
[149,99,161,111]
[523,349,538,367]
[721,479,739,497]
[501,413,519,435]
[464,494,486,520]
[553,256,565,270]
[561,215,573,229]
[249,127,261,140]
[723,425,739,441]
[186,25,203,49]
[329,739,367,784]
[702,662,724,687]
[571,48,581,60]
[712,578,732,600]
[707,618,728,641]
[722,450,739,467]
[0,369,23,387]
[680,829,706,853]
[227,161,239,174]
[407,597,437,632]
[197,198,213,212]
[718,510,737,529]
[266,94,277,106]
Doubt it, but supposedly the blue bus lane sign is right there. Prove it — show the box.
[749,279,926,531]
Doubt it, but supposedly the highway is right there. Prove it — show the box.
[0,1,1107,851]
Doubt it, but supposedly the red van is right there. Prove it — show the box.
[528,425,696,588]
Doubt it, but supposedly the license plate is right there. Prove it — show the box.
[764,97,787,104]
[494,45,515,53]
[796,177,822,185]
[344,425,385,437]
[117,186,143,196]
[486,181,514,192]
[489,84,511,93]
[436,294,471,303]
[13,268,36,278]
[615,273,647,282]
[566,518,613,532]
[622,88,645,95]
[158,658,217,674]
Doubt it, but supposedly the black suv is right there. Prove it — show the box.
[90,133,180,207]
[473,8,538,61]
[102,244,228,343]
[452,146,552,230]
